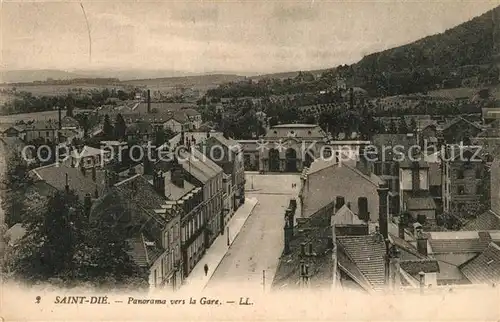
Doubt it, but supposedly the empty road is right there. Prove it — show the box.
[205,173,301,292]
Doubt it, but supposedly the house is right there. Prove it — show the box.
[299,158,385,223]
[66,145,111,169]
[441,116,483,145]
[260,124,330,172]
[157,148,224,250]
[441,145,489,217]
[481,107,500,125]
[90,174,184,290]
[416,230,500,285]
[199,134,245,225]
[1,125,26,140]
[24,121,58,143]
[273,183,440,292]
[399,159,437,224]
[366,134,418,215]
[30,162,107,201]
[143,159,204,278]
[125,122,154,142]
[238,140,260,171]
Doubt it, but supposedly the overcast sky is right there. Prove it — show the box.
[1,0,499,74]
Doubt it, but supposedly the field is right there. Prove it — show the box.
[0,84,129,97]
[0,109,93,125]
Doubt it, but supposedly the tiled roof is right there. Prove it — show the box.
[460,242,500,284]
[441,116,482,131]
[31,163,107,201]
[336,243,373,292]
[126,233,163,268]
[429,239,490,254]
[406,197,436,210]
[271,226,333,290]
[337,235,387,290]
[399,259,440,276]
[462,210,500,231]
[389,233,426,260]
[162,171,196,200]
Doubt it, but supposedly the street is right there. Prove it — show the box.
[204,173,301,292]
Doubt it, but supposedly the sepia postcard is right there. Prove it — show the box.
[1,0,500,320]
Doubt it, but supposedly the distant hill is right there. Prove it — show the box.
[0,69,86,83]
[344,5,500,95]
[121,74,247,87]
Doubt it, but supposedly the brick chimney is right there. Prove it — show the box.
[358,197,369,222]
[412,160,420,192]
[147,89,151,113]
[415,225,428,256]
[153,171,166,196]
[335,196,345,211]
[377,182,389,240]
[398,216,406,240]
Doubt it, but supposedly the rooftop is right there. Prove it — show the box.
[460,242,500,284]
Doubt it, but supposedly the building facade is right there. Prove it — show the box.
[441,145,489,217]
[259,124,330,173]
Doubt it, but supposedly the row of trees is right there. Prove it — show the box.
[3,189,148,290]
[1,88,136,115]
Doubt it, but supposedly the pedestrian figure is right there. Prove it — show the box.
[204,264,209,276]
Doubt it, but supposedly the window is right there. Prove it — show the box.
[46,131,50,137]
[457,185,465,195]
[457,169,464,179]
[374,162,382,175]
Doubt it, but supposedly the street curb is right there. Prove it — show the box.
[202,199,259,291]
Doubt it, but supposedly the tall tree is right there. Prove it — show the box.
[8,190,85,282]
[114,114,127,140]
[398,116,409,134]
[103,114,114,139]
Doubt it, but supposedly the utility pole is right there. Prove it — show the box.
[263,270,266,292]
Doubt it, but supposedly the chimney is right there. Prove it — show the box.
[153,171,166,196]
[416,226,428,256]
[84,193,92,217]
[411,161,420,192]
[358,197,369,222]
[91,166,96,182]
[335,196,345,211]
[65,173,69,193]
[147,89,151,113]
[377,182,389,240]
[171,164,184,188]
[398,217,406,240]
[419,271,426,294]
